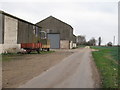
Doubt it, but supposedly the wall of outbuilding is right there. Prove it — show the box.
[0,12,41,53]
[0,13,3,44]
[17,21,41,44]
[73,43,77,48]
[17,21,29,43]
[60,40,70,49]
[47,33,60,49]
[72,35,76,43]
[2,15,21,53]
[0,13,3,54]
[70,41,73,49]
[4,16,18,44]
[36,16,73,41]
[72,35,77,48]
[36,16,75,49]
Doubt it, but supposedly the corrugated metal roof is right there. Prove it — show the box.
[0,10,41,28]
[36,16,73,29]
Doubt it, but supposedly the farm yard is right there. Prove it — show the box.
[0,2,119,88]
[0,11,78,88]
[2,46,119,88]
[2,49,74,88]
[91,46,119,88]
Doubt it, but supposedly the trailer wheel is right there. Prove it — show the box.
[47,48,50,51]
[36,49,40,54]
[26,50,31,54]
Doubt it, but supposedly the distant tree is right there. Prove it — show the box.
[88,37,97,46]
[107,42,112,46]
[76,35,86,45]
[98,37,101,46]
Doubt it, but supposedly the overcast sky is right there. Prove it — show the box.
[0,0,119,45]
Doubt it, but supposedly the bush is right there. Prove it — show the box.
[107,42,112,46]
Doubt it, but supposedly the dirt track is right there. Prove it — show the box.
[2,50,74,88]
[2,48,101,88]
[19,48,101,88]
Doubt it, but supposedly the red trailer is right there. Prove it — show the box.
[21,43,42,53]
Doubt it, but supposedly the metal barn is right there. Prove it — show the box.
[0,11,41,53]
[36,16,76,49]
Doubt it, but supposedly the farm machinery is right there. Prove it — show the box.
[21,29,50,54]
[21,39,50,54]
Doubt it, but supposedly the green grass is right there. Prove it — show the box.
[2,54,24,61]
[28,50,55,54]
[0,55,2,62]
[91,46,119,88]
[2,50,55,62]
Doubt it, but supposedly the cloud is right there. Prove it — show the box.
[0,1,118,45]
[0,0,119,3]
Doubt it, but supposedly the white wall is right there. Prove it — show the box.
[60,40,76,49]
[4,16,18,44]
[1,16,21,53]
[73,43,77,48]
[70,41,73,49]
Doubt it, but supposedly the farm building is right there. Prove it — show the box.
[0,11,42,54]
[72,35,77,48]
[36,16,76,49]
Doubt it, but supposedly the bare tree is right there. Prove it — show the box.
[76,35,86,45]
[107,42,112,46]
[88,37,97,46]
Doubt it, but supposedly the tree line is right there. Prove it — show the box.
[76,35,113,46]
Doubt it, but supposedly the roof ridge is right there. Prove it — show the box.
[1,10,41,28]
[36,16,73,29]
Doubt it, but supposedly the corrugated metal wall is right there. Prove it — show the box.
[0,13,3,44]
[0,12,42,53]
[47,34,60,49]
[36,16,73,41]
[28,24,35,43]
[17,21,29,43]
[17,21,41,44]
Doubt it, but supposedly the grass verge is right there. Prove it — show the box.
[91,46,119,88]
[72,45,86,49]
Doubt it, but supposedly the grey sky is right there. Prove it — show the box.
[0,0,118,45]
